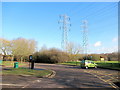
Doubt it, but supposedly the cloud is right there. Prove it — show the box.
[88,45,118,54]
[95,46,118,54]
[94,41,102,47]
[112,37,118,42]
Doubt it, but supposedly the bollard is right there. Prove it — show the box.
[31,60,34,69]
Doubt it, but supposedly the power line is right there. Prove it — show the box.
[92,4,117,20]
[86,4,118,30]
[81,3,117,20]
[72,3,117,24]
[69,3,95,17]
[58,14,71,51]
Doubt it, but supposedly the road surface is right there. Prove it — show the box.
[2,63,119,89]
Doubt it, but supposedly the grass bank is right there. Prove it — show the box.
[94,61,120,70]
[94,61,119,63]
[2,67,52,77]
[60,61,120,70]
[0,61,27,67]
[60,61,81,66]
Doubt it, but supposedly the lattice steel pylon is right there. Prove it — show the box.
[81,20,88,59]
[58,14,71,51]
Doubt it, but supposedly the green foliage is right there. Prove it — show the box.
[33,48,70,63]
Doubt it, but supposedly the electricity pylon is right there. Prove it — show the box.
[81,20,88,59]
[58,14,71,51]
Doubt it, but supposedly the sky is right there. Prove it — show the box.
[1,0,120,2]
[1,2,118,54]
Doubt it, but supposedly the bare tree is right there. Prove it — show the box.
[66,42,82,55]
[39,45,47,52]
[12,37,37,62]
[0,38,12,55]
[66,42,82,61]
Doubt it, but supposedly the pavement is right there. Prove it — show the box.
[1,63,120,89]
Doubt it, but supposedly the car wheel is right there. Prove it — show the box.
[86,66,88,69]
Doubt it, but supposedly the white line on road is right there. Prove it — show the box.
[83,71,119,89]
[22,79,41,88]
[0,83,24,86]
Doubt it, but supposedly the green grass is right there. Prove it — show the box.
[60,61,81,66]
[94,61,119,63]
[94,61,120,70]
[2,67,52,77]
[1,61,52,77]
[0,61,27,67]
[60,61,120,70]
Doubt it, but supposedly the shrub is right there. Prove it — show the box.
[33,48,70,63]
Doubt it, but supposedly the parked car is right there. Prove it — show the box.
[80,60,97,69]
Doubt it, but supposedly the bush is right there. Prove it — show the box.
[78,54,99,61]
[33,48,70,63]
[107,52,118,61]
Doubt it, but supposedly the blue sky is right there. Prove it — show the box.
[1,2,118,53]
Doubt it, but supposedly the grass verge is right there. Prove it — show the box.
[60,61,120,70]
[94,61,120,70]
[2,67,52,77]
[60,61,81,66]
[94,61,119,63]
[0,61,27,67]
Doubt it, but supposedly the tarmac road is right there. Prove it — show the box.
[2,63,119,89]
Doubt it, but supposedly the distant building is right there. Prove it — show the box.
[3,55,14,61]
[100,56,107,61]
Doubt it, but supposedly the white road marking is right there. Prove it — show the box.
[83,70,119,89]
[37,80,41,82]
[22,79,41,88]
[0,83,24,86]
